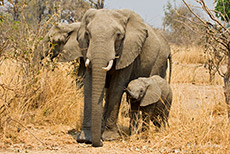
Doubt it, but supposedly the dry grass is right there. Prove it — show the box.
[116,83,229,153]
[170,45,223,85]
[0,45,229,153]
[153,84,229,153]
[34,64,84,128]
[0,60,83,143]
[171,45,207,64]
[171,64,223,85]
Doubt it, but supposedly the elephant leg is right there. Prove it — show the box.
[102,66,133,141]
[129,102,141,135]
[102,87,109,132]
[102,88,123,141]
[151,111,161,129]
[142,110,150,132]
[160,98,171,128]
[162,108,170,128]
[152,118,161,129]
[77,68,92,144]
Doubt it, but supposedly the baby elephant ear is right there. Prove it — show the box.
[58,23,83,62]
[140,82,161,107]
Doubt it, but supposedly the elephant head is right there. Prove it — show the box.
[56,9,148,147]
[33,22,82,66]
[126,77,162,107]
[125,77,148,101]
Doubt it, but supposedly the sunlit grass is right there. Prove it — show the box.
[0,45,229,153]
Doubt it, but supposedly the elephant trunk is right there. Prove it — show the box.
[125,88,138,100]
[91,58,107,147]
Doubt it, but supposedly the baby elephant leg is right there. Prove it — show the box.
[142,110,150,132]
[129,102,141,135]
[151,112,162,129]
[161,109,170,128]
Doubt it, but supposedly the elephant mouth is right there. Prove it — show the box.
[130,97,140,103]
[85,58,114,72]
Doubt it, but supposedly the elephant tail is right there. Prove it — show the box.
[168,54,172,84]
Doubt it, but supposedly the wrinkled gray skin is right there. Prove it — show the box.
[35,9,172,147]
[33,22,85,86]
[33,22,82,67]
[125,75,172,135]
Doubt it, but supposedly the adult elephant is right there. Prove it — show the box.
[33,22,85,88]
[32,22,82,67]
[36,9,172,147]
[65,9,172,147]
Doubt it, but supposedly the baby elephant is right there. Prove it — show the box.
[125,75,172,135]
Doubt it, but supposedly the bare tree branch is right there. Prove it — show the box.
[182,0,230,118]
[182,0,207,26]
[89,0,104,9]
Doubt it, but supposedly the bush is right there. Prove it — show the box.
[162,1,205,46]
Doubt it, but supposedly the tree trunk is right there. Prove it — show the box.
[224,56,230,119]
[224,76,230,118]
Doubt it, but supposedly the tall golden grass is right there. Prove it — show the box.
[116,45,229,153]
[171,45,223,85]
[0,45,229,152]
[0,60,83,144]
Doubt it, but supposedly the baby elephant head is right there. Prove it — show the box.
[125,77,162,107]
[125,78,147,101]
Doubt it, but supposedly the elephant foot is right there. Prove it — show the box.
[77,129,92,144]
[102,128,121,141]
[92,139,103,147]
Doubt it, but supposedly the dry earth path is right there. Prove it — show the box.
[0,83,226,153]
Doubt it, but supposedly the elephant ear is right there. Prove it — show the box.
[115,9,148,70]
[48,23,73,43]
[58,23,83,62]
[140,81,161,107]
[77,9,97,50]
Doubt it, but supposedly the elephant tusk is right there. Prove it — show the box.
[102,60,113,71]
[85,59,90,67]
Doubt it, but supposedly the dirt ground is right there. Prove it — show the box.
[0,83,226,154]
[0,124,189,154]
[0,124,163,154]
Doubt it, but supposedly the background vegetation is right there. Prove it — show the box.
[162,0,204,45]
[0,0,229,153]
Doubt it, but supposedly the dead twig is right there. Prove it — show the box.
[8,117,52,149]
[182,0,230,118]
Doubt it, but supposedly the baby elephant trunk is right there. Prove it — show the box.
[124,88,139,100]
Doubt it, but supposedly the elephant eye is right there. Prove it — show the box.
[85,31,89,38]
[85,31,90,45]
[117,32,121,38]
[140,89,143,93]
[115,31,123,52]
[116,32,122,40]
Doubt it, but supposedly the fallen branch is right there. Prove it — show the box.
[9,117,47,146]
